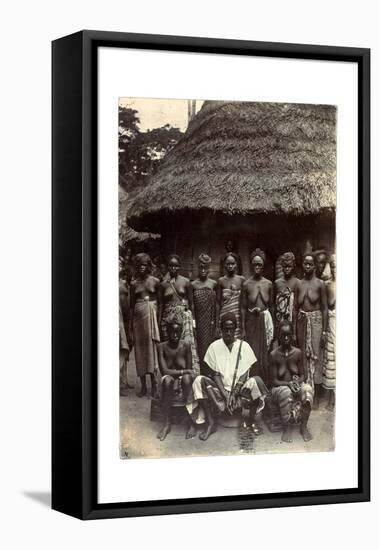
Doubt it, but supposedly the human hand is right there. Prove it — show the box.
[229,393,237,411]
[289,381,300,394]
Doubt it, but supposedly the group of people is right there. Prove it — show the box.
[119,244,336,444]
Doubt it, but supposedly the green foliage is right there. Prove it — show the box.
[119,106,183,192]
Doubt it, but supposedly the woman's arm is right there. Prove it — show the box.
[240,281,246,339]
[215,278,223,335]
[128,283,136,346]
[292,282,299,345]
[157,282,164,330]
[186,278,195,316]
[320,280,328,348]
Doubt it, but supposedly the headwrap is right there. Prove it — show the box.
[168,253,181,264]
[165,312,184,328]
[220,312,237,328]
[134,252,152,269]
[198,253,212,265]
[251,248,266,263]
[281,251,296,265]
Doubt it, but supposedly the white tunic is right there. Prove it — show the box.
[204,338,257,392]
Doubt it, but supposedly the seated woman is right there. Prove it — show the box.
[158,254,199,374]
[156,314,195,441]
[269,320,314,443]
[188,312,269,441]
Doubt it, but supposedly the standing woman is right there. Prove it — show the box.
[216,253,245,338]
[241,249,274,382]
[192,254,218,375]
[274,252,300,336]
[129,253,160,398]
[158,254,199,374]
[219,239,243,276]
[322,254,336,410]
[293,253,327,409]
[119,279,133,394]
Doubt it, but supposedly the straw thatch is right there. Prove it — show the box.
[119,185,159,244]
[128,101,336,232]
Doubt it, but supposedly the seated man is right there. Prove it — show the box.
[269,320,314,443]
[156,314,194,441]
[188,312,269,441]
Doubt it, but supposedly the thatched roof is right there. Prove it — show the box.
[119,185,159,244]
[128,101,336,232]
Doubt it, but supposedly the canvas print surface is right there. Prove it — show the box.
[118,98,336,460]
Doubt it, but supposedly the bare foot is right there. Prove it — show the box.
[157,423,171,441]
[199,423,217,441]
[185,423,197,439]
[326,403,335,412]
[300,425,313,442]
[281,425,293,443]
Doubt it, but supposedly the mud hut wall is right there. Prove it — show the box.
[159,213,335,281]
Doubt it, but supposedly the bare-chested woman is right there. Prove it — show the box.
[274,252,299,336]
[158,254,199,374]
[156,315,195,441]
[130,253,160,398]
[270,321,314,442]
[322,254,336,410]
[217,253,245,338]
[219,239,243,276]
[294,253,327,409]
[241,249,274,383]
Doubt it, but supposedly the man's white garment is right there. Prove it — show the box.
[203,338,257,390]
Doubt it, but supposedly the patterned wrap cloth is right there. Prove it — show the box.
[245,309,274,383]
[271,383,314,424]
[220,288,242,338]
[322,309,336,390]
[297,309,323,387]
[275,287,294,325]
[193,287,216,374]
[133,298,160,377]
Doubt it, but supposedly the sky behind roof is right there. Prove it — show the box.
[119,97,204,132]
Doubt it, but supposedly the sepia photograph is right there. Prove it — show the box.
[118,97,337,460]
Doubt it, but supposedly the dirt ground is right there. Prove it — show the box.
[120,352,335,460]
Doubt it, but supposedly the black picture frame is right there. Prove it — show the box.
[52,30,370,520]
